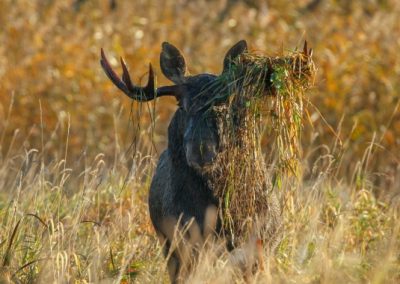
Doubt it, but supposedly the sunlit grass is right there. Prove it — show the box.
[0,128,398,282]
[1,0,400,283]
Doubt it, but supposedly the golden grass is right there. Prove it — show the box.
[1,0,400,283]
[0,136,398,283]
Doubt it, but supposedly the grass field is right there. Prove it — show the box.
[0,0,399,283]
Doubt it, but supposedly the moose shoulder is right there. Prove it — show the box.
[100,40,286,283]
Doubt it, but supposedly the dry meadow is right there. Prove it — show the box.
[0,0,399,283]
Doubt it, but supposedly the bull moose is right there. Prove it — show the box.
[100,40,288,283]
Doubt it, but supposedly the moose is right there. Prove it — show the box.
[100,40,300,282]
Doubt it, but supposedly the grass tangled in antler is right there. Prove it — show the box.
[209,46,316,246]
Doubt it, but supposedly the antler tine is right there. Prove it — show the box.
[308,47,313,58]
[100,48,131,95]
[303,40,308,56]
[145,63,155,96]
[120,57,134,91]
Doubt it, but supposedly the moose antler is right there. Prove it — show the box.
[302,40,313,58]
[100,49,181,101]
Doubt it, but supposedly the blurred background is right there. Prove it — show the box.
[0,0,399,191]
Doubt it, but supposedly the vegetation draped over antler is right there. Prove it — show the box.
[208,42,315,245]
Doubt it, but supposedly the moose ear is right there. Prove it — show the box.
[160,42,187,84]
[222,40,248,72]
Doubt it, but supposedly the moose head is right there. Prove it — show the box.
[101,40,248,173]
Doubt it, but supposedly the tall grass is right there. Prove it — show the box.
[1,0,400,283]
[0,119,398,282]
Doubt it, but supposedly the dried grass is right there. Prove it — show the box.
[208,47,316,246]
